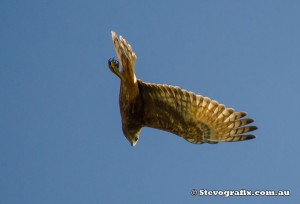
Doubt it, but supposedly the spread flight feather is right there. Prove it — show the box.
[108,31,257,146]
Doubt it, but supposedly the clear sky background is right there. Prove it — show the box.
[1,0,299,203]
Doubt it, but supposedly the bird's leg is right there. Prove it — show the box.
[108,58,124,80]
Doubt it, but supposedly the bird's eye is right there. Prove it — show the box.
[133,137,138,141]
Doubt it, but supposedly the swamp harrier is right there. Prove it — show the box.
[108,31,257,146]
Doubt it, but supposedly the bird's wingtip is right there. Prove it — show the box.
[111,31,116,37]
[111,31,118,43]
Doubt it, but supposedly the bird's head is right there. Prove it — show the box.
[128,135,139,147]
[122,125,142,147]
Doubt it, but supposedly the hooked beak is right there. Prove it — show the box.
[131,141,137,147]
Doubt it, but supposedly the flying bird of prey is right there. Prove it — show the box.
[108,31,257,146]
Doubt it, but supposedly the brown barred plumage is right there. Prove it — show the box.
[108,31,257,146]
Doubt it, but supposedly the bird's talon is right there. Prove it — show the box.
[108,58,121,76]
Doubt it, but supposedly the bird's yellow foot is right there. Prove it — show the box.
[108,58,124,79]
[108,57,119,73]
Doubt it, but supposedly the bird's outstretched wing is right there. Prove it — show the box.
[138,81,257,144]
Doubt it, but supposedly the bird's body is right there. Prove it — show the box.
[108,31,257,146]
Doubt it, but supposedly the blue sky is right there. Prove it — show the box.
[1,0,299,203]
